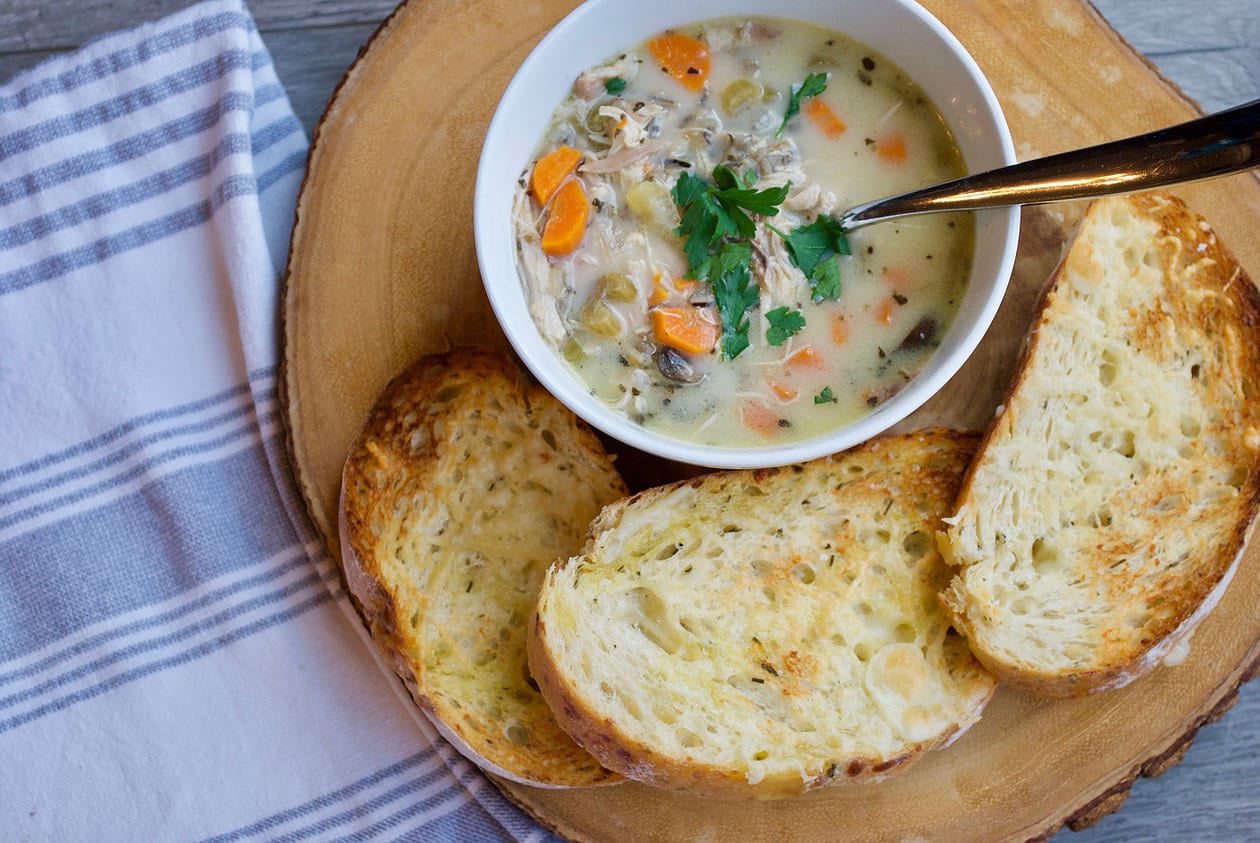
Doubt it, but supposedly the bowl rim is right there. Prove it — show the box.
[474,0,1020,469]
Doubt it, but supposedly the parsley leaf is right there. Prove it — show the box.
[814,386,837,405]
[672,170,709,207]
[764,307,806,346]
[778,216,850,302]
[781,217,850,277]
[776,72,829,138]
[714,240,751,277]
[670,170,791,358]
[604,77,627,94]
[809,256,841,302]
[711,257,759,359]
[673,169,789,278]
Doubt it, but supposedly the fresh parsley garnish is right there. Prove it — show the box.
[673,166,789,270]
[774,217,851,302]
[605,76,628,94]
[764,307,805,346]
[670,168,790,358]
[776,72,829,137]
[711,256,759,360]
[814,386,837,404]
[809,254,841,301]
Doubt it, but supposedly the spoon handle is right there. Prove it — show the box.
[838,98,1260,230]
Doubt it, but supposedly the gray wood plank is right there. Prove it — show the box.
[1093,0,1260,113]
[0,0,397,52]
[265,23,378,134]
[1066,681,1260,841]
[0,2,1256,840]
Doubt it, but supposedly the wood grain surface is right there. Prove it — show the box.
[5,0,1257,839]
[272,0,1260,839]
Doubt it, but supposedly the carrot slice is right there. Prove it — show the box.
[648,33,710,92]
[651,306,718,354]
[742,401,782,436]
[541,180,590,256]
[530,146,582,204]
[650,277,702,306]
[832,315,849,346]
[881,264,911,293]
[805,98,846,139]
[875,297,896,325]
[770,381,798,402]
[787,345,824,370]
[875,133,908,163]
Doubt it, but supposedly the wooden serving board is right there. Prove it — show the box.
[279,0,1260,839]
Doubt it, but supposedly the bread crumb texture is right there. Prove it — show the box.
[340,350,627,786]
[530,429,996,799]
[943,192,1260,697]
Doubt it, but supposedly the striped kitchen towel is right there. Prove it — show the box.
[0,2,553,839]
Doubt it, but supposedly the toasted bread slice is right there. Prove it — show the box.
[340,350,627,787]
[941,192,1260,698]
[528,429,996,799]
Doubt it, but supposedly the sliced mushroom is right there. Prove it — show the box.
[655,347,704,384]
[898,318,938,352]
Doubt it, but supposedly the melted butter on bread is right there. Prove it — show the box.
[340,350,627,787]
[941,192,1260,698]
[529,429,996,799]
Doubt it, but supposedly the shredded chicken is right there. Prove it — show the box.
[574,56,640,100]
[581,139,667,174]
[586,179,618,213]
[513,184,566,344]
[681,108,723,147]
[752,225,806,313]
[737,20,776,41]
[784,183,837,218]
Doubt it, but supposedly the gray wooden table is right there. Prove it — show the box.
[2,0,1256,840]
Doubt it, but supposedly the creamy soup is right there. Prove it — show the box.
[513,16,974,447]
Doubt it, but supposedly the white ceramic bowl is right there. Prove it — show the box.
[475,0,1018,468]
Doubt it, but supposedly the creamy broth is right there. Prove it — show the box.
[514,16,973,448]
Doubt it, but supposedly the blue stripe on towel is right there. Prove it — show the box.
[0,49,271,161]
[0,566,328,712]
[0,440,299,661]
[273,766,469,843]
[0,388,275,509]
[0,116,302,250]
[202,751,441,843]
[0,11,256,113]
[0,84,285,207]
[0,409,276,536]
[398,802,548,843]
[0,149,306,295]
[0,369,273,486]
[258,149,307,192]
[0,586,338,735]
[0,546,309,689]
[322,777,471,843]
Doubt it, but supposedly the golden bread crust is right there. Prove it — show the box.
[531,429,995,799]
[340,349,627,786]
[942,192,1260,697]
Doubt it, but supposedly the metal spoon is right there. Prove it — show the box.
[837,98,1260,230]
